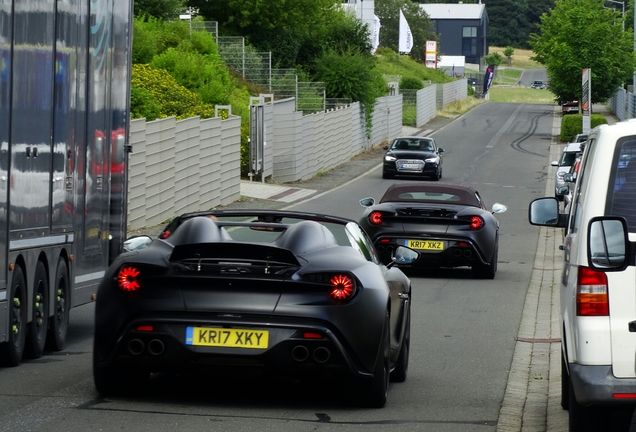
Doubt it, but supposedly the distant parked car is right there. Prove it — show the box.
[551,142,582,201]
[562,101,579,115]
[573,133,588,144]
[530,80,546,89]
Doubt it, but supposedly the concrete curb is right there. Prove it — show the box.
[496,107,568,431]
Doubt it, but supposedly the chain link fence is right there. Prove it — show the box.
[190,21,218,42]
[297,82,325,114]
[271,69,297,100]
[217,36,245,75]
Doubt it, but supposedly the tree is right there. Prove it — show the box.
[484,52,503,67]
[134,0,186,20]
[375,0,437,63]
[530,0,635,104]
[503,46,515,66]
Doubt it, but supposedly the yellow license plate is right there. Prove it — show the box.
[186,327,269,349]
[407,240,445,251]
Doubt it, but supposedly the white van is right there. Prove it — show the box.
[529,120,636,431]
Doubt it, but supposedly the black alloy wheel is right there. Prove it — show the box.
[46,259,70,351]
[0,266,28,366]
[25,261,49,359]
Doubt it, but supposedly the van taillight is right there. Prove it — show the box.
[576,266,609,316]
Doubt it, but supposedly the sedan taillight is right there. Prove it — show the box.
[577,266,609,316]
[117,266,141,292]
[329,274,356,301]
[369,211,383,225]
[469,216,484,230]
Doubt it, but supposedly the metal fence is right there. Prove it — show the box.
[297,82,326,114]
[217,36,245,75]
[190,20,218,42]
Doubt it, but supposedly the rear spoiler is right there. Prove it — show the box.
[170,243,300,267]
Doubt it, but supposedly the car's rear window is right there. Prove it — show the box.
[560,151,579,166]
[380,185,480,207]
[607,137,636,231]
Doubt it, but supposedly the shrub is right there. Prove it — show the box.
[560,113,608,142]
[130,85,161,121]
[152,46,232,105]
[131,64,215,120]
[400,76,424,90]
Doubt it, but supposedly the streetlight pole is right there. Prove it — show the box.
[605,0,625,30]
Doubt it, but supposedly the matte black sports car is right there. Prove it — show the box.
[359,183,507,279]
[93,210,419,407]
[382,136,444,180]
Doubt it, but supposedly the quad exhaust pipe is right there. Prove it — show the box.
[128,339,145,356]
[313,347,331,363]
[291,345,331,363]
[292,345,309,362]
[148,339,165,356]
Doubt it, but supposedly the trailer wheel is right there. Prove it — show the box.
[46,259,69,352]
[25,262,49,359]
[0,266,28,366]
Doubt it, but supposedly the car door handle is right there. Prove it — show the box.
[398,293,409,300]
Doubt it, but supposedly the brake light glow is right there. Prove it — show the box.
[329,275,355,301]
[117,266,141,292]
[303,332,323,339]
[370,211,383,225]
[136,325,154,332]
[469,216,484,230]
[613,393,636,399]
[576,266,609,316]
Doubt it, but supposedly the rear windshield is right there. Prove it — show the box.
[560,151,579,166]
[607,137,636,231]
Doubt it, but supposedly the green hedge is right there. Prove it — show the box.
[560,113,608,142]
[131,64,216,120]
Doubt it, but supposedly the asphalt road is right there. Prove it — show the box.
[519,68,549,89]
[0,102,558,431]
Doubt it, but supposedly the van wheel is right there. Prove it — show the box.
[25,262,49,359]
[46,259,70,351]
[568,378,605,431]
[0,266,28,366]
[561,352,569,410]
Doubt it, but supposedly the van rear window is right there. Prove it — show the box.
[608,138,636,231]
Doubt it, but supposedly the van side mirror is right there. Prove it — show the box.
[587,217,632,271]
[528,197,567,227]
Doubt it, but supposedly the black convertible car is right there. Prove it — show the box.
[382,136,444,180]
[93,210,419,407]
[359,183,507,279]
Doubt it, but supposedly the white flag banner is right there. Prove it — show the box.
[372,14,381,54]
[399,9,413,54]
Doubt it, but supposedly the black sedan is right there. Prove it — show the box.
[382,136,444,180]
[359,183,507,279]
[93,210,419,407]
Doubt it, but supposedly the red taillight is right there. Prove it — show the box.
[117,266,141,292]
[613,393,636,399]
[369,211,383,225]
[577,266,609,316]
[303,332,323,339]
[469,216,484,230]
[136,325,154,332]
[329,275,355,301]
[159,230,170,239]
